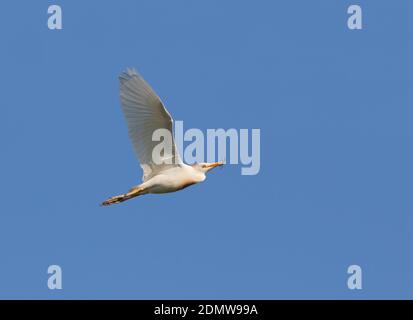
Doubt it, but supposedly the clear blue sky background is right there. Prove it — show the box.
[1,0,412,299]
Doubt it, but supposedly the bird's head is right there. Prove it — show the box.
[192,161,224,174]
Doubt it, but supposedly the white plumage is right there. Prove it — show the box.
[119,69,182,181]
[102,69,223,206]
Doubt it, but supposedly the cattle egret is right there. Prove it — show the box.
[101,69,223,206]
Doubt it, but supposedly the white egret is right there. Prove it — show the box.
[102,69,223,206]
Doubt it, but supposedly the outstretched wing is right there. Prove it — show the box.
[119,68,182,182]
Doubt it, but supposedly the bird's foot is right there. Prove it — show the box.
[101,194,127,206]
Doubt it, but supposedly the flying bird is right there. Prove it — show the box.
[101,69,223,206]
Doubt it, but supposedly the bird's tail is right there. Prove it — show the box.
[101,186,146,206]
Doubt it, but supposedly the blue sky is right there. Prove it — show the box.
[1,0,412,299]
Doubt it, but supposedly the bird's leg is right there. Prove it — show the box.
[101,186,146,206]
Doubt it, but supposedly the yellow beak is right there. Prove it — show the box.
[206,161,224,169]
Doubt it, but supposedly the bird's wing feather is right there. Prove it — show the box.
[119,68,183,182]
